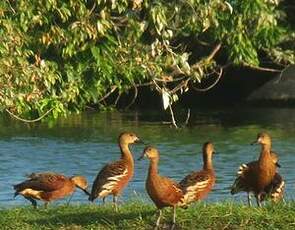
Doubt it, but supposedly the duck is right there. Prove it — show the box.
[233,157,285,206]
[260,150,285,203]
[231,132,283,206]
[88,132,142,210]
[138,146,183,229]
[13,172,89,208]
[179,142,216,206]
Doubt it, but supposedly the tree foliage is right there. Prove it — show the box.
[0,0,294,120]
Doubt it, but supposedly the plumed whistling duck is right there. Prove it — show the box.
[256,151,285,203]
[179,142,216,206]
[231,132,284,206]
[13,172,89,208]
[89,132,142,210]
[138,146,183,229]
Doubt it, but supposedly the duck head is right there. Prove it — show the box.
[203,141,216,157]
[251,132,272,146]
[138,146,159,161]
[119,132,143,145]
[71,176,89,195]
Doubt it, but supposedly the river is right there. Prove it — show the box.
[1,107,295,207]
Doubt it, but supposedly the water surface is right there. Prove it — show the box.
[1,107,295,207]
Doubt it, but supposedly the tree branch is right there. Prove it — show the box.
[191,43,222,70]
[97,86,118,103]
[243,63,282,72]
[125,83,138,109]
[168,104,178,128]
[6,108,53,123]
[192,67,223,92]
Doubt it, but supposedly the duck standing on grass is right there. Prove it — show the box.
[231,132,284,206]
[138,146,183,229]
[179,142,216,206]
[13,172,89,208]
[88,132,142,211]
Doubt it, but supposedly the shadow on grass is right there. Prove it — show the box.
[25,206,155,228]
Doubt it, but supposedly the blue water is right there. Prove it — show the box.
[1,107,295,207]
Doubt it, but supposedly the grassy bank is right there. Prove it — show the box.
[1,201,295,229]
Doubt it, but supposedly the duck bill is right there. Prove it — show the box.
[134,138,144,144]
[251,137,262,145]
[77,186,90,196]
[82,188,91,196]
[250,140,258,145]
[137,152,146,160]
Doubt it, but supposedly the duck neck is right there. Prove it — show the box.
[203,153,213,170]
[148,158,159,177]
[119,143,134,168]
[259,144,272,163]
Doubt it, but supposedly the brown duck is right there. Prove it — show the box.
[231,132,284,206]
[14,172,89,208]
[89,132,142,210]
[139,146,183,229]
[179,142,216,206]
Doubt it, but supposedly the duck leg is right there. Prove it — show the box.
[113,195,118,212]
[25,197,37,209]
[44,202,49,209]
[102,197,106,204]
[255,194,262,207]
[171,206,176,230]
[155,209,162,228]
[66,193,74,206]
[247,193,252,207]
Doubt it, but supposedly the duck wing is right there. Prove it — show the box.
[14,172,67,194]
[262,173,285,202]
[149,175,183,207]
[230,161,257,194]
[89,160,128,201]
[179,170,212,204]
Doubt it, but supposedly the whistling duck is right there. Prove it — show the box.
[89,132,142,210]
[231,132,284,206]
[255,151,284,203]
[233,158,285,206]
[139,146,183,229]
[14,172,89,208]
[179,142,216,206]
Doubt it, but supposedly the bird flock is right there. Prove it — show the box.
[13,131,284,228]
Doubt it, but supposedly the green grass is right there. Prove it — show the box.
[1,201,295,229]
